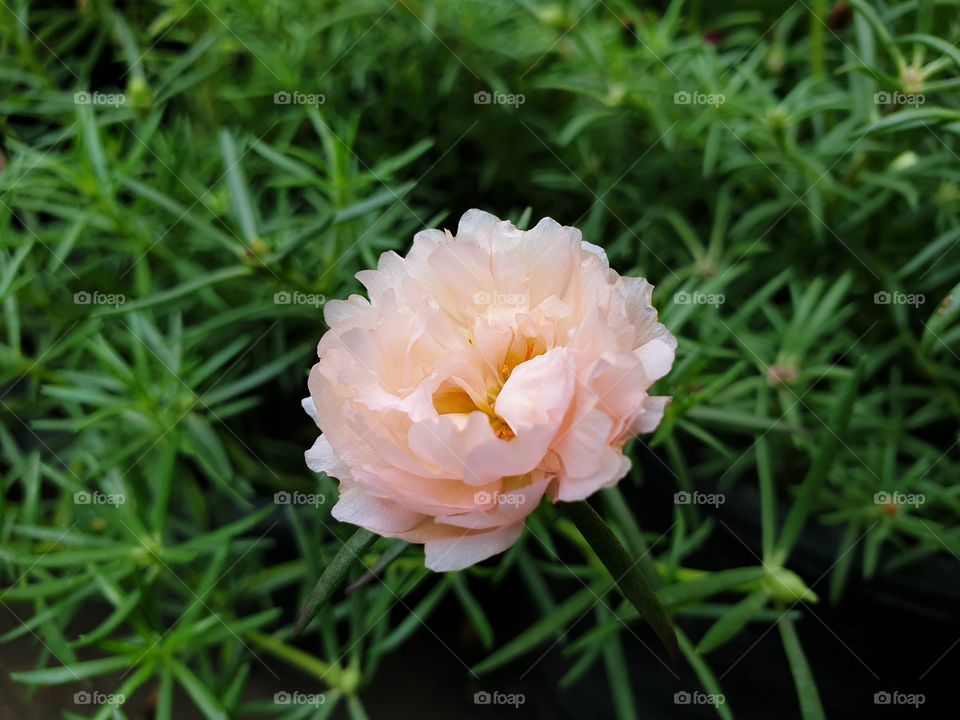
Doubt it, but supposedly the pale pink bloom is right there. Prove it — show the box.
[304,210,675,571]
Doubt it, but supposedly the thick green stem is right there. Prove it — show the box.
[559,500,678,660]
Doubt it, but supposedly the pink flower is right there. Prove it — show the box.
[304,210,676,571]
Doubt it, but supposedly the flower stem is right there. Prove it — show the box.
[559,500,678,660]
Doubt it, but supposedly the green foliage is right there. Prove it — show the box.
[1,0,958,717]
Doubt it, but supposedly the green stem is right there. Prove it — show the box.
[559,500,678,660]
[755,384,777,562]
[773,360,864,563]
[602,487,661,589]
[810,0,826,80]
[247,630,356,691]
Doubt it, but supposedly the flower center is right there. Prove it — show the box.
[432,335,544,440]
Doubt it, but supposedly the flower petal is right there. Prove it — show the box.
[423,522,525,572]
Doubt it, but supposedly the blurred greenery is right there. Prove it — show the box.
[1,0,959,718]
